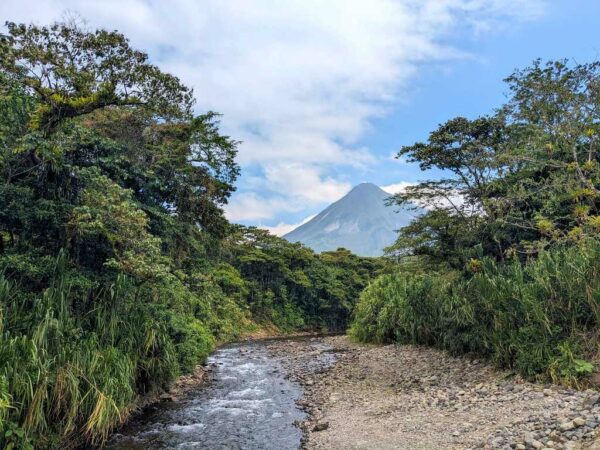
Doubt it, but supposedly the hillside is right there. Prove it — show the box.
[283,183,415,256]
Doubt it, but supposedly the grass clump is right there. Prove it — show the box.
[351,239,600,385]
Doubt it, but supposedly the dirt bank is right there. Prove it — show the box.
[270,336,600,450]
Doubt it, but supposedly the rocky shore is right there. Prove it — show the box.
[268,336,600,450]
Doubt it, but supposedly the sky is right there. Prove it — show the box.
[2,1,599,235]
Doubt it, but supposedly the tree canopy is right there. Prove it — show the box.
[388,60,600,268]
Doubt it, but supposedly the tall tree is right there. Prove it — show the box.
[388,60,600,266]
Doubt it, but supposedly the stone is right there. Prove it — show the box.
[159,393,175,402]
[572,418,585,428]
[532,440,544,449]
[560,422,575,431]
[490,436,505,448]
[524,432,536,445]
[312,422,329,432]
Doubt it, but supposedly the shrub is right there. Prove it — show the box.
[0,256,212,447]
[350,273,447,345]
[169,314,214,373]
[351,239,600,384]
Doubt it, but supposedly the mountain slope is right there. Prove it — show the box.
[283,183,415,256]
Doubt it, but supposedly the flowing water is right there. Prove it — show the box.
[108,338,331,450]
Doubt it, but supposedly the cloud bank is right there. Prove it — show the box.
[1,0,546,226]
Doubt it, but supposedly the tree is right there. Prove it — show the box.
[388,115,507,266]
[0,21,193,136]
[388,60,600,265]
[0,21,240,265]
[496,60,600,250]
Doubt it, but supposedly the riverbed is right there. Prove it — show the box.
[107,337,336,450]
[108,335,600,449]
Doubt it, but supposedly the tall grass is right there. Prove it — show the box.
[0,253,217,448]
[350,239,600,385]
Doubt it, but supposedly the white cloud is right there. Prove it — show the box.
[224,192,301,222]
[260,214,317,237]
[381,182,417,195]
[263,163,351,203]
[225,164,350,222]
[1,0,546,222]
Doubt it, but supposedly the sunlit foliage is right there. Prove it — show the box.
[0,21,380,448]
[356,60,600,385]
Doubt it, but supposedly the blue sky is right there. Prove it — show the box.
[355,1,600,192]
[2,1,599,234]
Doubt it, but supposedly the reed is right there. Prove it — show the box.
[0,253,207,448]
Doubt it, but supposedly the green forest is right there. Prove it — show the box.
[352,60,600,386]
[0,22,386,448]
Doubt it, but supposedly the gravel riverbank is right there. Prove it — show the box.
[268,336,600,450]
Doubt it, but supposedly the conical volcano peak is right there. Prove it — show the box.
[283,183,415,257]
[352,182,380,191]
[346,182,383,195]
[337,182,389,203]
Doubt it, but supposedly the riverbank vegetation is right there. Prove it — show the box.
[351,59,600,386]
[0,22,384,448]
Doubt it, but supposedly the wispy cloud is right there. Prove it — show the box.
[382,181,466,212]
[223,192,302,222]
[260,214,317,237]
[1,0,546,223]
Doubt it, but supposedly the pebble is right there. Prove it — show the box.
[573,418,586,427]
[560,422,575,431]
[269,336,600,450]
[312,422,329,432]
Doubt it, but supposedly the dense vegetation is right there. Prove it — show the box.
[351,60,600,386]
[224,227,387,332]
[0,22,384,449]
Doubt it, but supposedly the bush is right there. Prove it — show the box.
[169,314,214,373]
[0,256,214,448]
[350,272,449,345]
[351,239,600,384]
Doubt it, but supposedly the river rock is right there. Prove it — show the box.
[313,422,329,432]
[561,421,576,431]
[573,418,586,428]
[159,393,175,402]
[524,431,536,444]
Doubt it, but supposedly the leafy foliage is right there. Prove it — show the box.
[0,21,194,134]
[0,20,382,448]
[358,59,600,385]
[388,60,600,266]
[223,227,388,332]
[352,239,600,385]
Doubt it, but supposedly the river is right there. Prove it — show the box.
[107,337,336,450]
